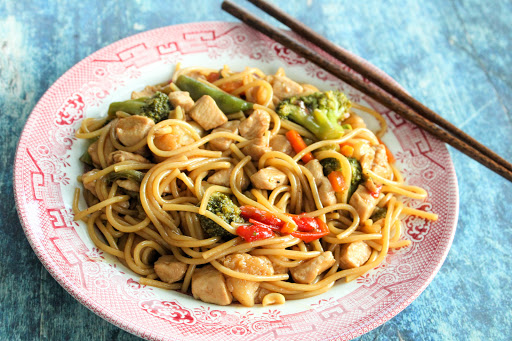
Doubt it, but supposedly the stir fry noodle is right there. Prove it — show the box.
[73,65,437,307]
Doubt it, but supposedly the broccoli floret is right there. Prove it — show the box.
[107,91,171,123]
[370,207,387,221]
[347,157,363,199]
[277,91,351,140]
[197,192,243,239]
[106,170,145,183]
[320,158,341,176]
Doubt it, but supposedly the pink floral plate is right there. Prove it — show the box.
[14,22,458,341]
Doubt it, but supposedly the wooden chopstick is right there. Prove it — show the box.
[247,0,512,175]
[221,0,512,182]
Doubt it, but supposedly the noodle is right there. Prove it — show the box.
[74,65,437,307]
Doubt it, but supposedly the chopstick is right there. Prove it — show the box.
[246,0,512,175]
[221,0,512,182]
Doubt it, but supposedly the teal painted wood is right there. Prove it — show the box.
[1,0,511,340]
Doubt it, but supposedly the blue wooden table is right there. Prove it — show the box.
[1,0,511,340]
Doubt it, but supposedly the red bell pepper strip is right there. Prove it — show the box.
[236,222,274,242]
[370,184,382,198]
[286,130,314,163]
[291,214,317,232]
[240,205,330,243]
[290,218,330,243]
[240,206,285,227]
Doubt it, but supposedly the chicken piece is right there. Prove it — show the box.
[209,120,240,151]
[349,183,379,223]
[131,85,157,99]
[191,265,232,306]
[269,134,294,156]
[342,113,366,130]
[115,115,155,147]
[352,141,376,170]
[242,136,271,161]
[207,166,249,190]
[107,150,150,166]
[116,179,140,192]
[269,256,289,275]
[304,159,337,207]
[88,135,116,168]
[154,255,188,284]
[82,169,100,197]
[290,251,335,284]
[250,167,288,190]
[168,91,195,113]
[223,253,274,307]
[254,287,272,305]
[371,145,393,179]
[239,109,270,139]
[271,75,304,100]
[189,95,228,130]
[339,241,372,269]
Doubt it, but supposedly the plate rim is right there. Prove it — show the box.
[13,20,459,341]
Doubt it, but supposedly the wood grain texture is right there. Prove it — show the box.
[0,0,511,340]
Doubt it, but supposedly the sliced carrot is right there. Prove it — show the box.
[206,72,220,83]
[327,170,347,192]
[286,130,314,163]
[340,145,354,157]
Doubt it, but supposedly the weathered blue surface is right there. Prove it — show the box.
[1,0,511,340]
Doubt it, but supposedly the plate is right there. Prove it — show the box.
[14,22,458,341]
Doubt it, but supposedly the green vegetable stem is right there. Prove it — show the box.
[175,75,253,114]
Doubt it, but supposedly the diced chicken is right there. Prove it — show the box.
[168,91,195,113]
[107,150,150,166]
[242,136,271,161]
[290,251,335,284]
[371,145,393,179]
[352,141,375,170]
[250,167,288,190]
[131,85,157,99]
[352,142,392,179]
[223,253,274,307]
[191,265,232,306]
[304,159,337,207]
[154,255,188,284]
[339,241,372,269]
[269,256,289,275]
[239,109,270,139]
[271,75,304,99]
[189,95,227,130]
[116,179,140,192]
[207,166,249,190]
[82,169,100,197]
[349,183,379,222]
[88,135,116,168]
[342,113,366,129]
[269,134,294,156]
[209,120,240,151]
[115,115,155,147]
[254,287,272,305]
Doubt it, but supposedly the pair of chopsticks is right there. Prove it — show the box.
[221,0,512,182]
